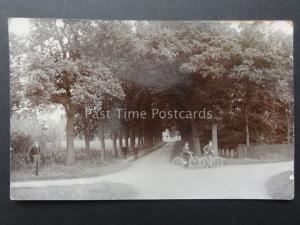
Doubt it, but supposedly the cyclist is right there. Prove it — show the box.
[182,142,192,167]
[203,140,215,167]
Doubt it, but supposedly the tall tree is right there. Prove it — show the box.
[22,20,124,164]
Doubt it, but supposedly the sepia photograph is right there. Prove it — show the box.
[9,19,294,200]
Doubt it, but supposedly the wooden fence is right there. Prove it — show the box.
[236,143,294,160]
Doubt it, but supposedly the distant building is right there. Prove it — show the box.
[162,129,181,142]
[162,129,170,142]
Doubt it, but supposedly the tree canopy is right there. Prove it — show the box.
[10,20,293,164]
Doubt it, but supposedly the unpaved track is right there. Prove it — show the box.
[11,143,293,200]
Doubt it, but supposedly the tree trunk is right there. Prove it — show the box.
[66,107,75,165]
[286,108,290,144]
[143,130,153,148]
[272,81,277,144]
[84,134,90,152]
[140,130,144,148]
[212,123,218,156]
[125,133,129,148]
[191,121,201,156]
[84,133,93,162]
[143,120,153,148]
[100,126,105,162]
[259,133,264,144]
[112,130,118,157]
[245,107,250,147]
[130,124,135,151]
[118,131,122,156]
[138,132,142,149]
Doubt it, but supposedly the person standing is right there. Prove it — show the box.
[29,141,41,176]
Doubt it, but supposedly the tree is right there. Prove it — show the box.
[21,20,124,164]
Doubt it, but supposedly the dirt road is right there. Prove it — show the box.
[11,142,293,200]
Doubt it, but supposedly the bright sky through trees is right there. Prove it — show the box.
[9,18,293,37]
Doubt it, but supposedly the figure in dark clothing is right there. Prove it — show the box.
[122,147,128,159]
[29,141,41,176]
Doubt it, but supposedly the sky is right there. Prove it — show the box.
[9,18,293,36]
[9,18,31,36]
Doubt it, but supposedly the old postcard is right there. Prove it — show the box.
[9,19,294,200]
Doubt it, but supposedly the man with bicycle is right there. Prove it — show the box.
[203,140,215,168]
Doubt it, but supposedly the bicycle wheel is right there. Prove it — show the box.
[213,157,223,167]
[190,156,200,166]
[199,157,209,168]
[172,157,184,166]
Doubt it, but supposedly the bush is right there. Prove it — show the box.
[10,132,33,170]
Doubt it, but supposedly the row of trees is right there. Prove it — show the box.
[10,20,293,165]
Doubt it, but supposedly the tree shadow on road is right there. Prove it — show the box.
[265,170,294,200]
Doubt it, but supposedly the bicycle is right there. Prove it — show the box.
[172,152,200,167]
[199,154,223,168]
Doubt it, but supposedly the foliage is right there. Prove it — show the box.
[10,20,293,165]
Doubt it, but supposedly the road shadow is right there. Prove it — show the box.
[264,170,294,200]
